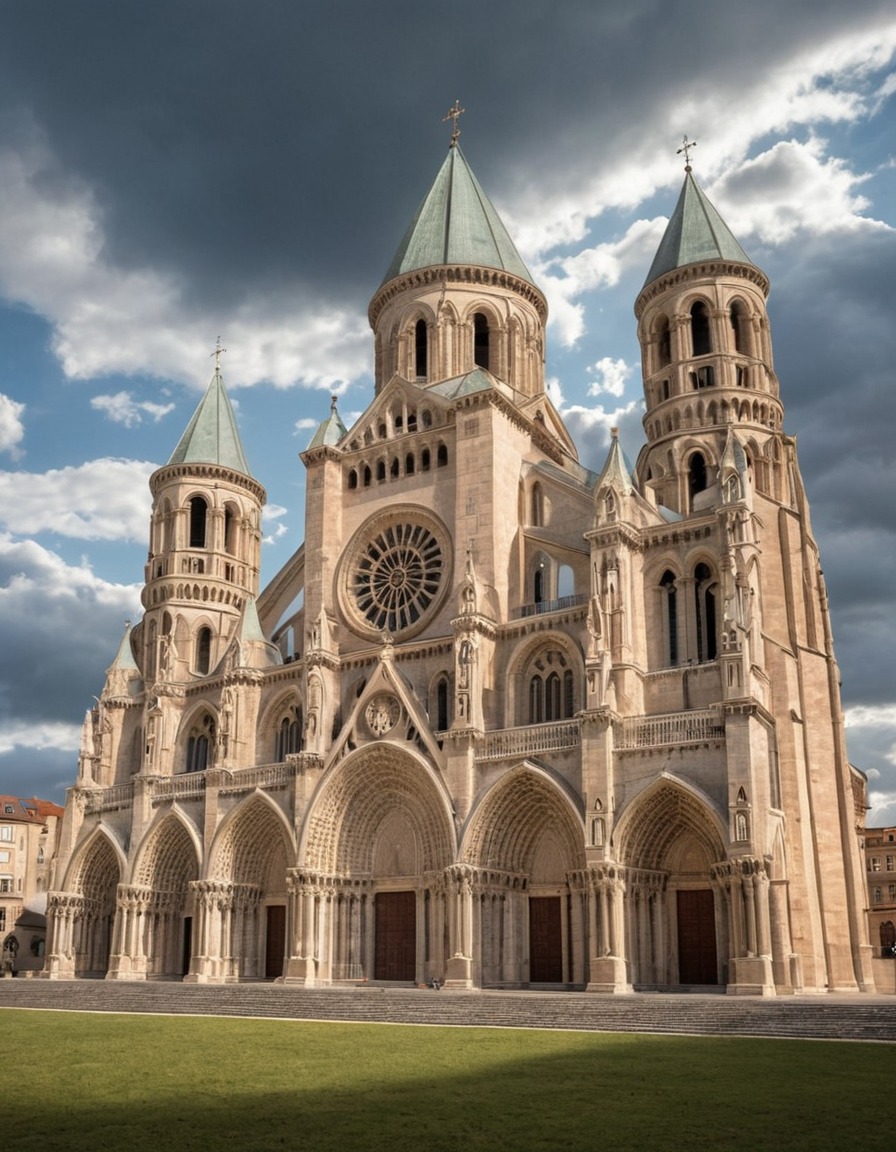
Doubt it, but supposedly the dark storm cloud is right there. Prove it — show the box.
[2,0,892,317]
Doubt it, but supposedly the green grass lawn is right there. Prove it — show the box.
[6,1008,894,1151]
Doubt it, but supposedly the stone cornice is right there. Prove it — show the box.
[368,263,548,328]
[151,461,266,505]
[635,260,770,319]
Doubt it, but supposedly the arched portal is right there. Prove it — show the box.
[300,746,454,985]
[199,796,294,982]
[68,834,121,978]
[617,779,727,988]
[121,814,200,980]
[462,767,586,987]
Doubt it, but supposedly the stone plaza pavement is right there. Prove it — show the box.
[0,979,893,1042]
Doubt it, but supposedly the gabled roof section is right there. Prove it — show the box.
[168,368,252,475]
[307,396,347,449]
[644,169,753,288]
[381,145,534,286]
[428,367,508,401]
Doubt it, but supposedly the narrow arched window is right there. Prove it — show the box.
[276,707,303,760]
[390,457,400,478]
[377,459,386,481]
[563,669,575,718]
[348,469,358,490]
[534,565,545,605]
[529,675,544,724]
[688,452,707,501]
[406,453,415,475]
[691,301,711,356]
[195,627,212,675]
[729,302,749,355]
[421,448,431,471]
[545,672,561,721]
[224,506,237,554]
[473,313,490,370]
[363,465,372,487]
[437,444,448,467]
[436,676,450,731]
[531,482,544,527]
[415,319,427,379]
[189,497,207,548]
[694,563,717,661]
[660,570,678,665]
[658,318,671,367]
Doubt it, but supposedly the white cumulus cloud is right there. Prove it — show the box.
[0,459,155,541]
[0,394,25,458]
[90,391,176,427]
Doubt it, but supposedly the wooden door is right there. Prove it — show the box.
[265,904,286,979]
[676,889,718,985]
[374,891,416,981]
[529,896,563,982]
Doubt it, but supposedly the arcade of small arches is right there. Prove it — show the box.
[376,296,543,395]
[346,441,449,489]
[645,295,772,380]
[655,559,720,667]
[44,765,778,992]
[149,493,259,563]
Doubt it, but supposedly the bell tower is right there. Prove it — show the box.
[138,353,266,686]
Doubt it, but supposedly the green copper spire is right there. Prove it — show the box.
[168,365,252,475]
[382,144,534,286]
[307,395,347,449]
[643,169,753,288]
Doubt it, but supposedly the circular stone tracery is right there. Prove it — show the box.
[342,514,449,639]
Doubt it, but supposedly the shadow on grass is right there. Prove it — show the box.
[8,1010,896,1151]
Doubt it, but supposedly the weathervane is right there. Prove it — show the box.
[677,135,697,172]
[443,99,465,147]
[211,336,227,372]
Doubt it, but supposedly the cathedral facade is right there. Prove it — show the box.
[45,139,874,995]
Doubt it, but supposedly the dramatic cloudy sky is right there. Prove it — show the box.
[0,1,894,820]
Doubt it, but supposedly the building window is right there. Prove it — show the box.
[657,318,671,367]
[0,827,11,843]
[531,482,544,527]
[694,563,717,662]
[3,805,12,815]
[185,715,215,773]
[873,887,882,903]
[872,857,882,872]
[881,921,896,952]
[415,319,427,379]
[660,570,678,665]
[691,300,711,356]
[189,496,208,548]
[435,676,450,731]
[436,444,448,467]
[195,627,212,676]
[887,856,894,871]
[276,707,303,760]
[688,452,708,501]
[473,313,490,370]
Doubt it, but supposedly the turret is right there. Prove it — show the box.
[634,163,784,516]
[138,357,266,685]
[368,134,548,399]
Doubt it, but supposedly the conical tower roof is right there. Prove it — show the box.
[643,169,753,288]
[381,144,534,286]
[168,367,252,475]
[307,396,347,449]
[108,621,139,671]
[594,428,636,496]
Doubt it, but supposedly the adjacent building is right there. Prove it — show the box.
[44,135,875,994]
[0,796,64,974]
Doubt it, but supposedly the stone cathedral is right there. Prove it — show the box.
[45,134,875,996]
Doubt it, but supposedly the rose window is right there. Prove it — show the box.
[347,520,446,637]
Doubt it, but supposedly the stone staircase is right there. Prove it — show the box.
[0,979,894,1041]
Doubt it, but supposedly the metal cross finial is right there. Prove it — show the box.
[677,135,697,172]
[443,99,465,147]
[211,336,227,372]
